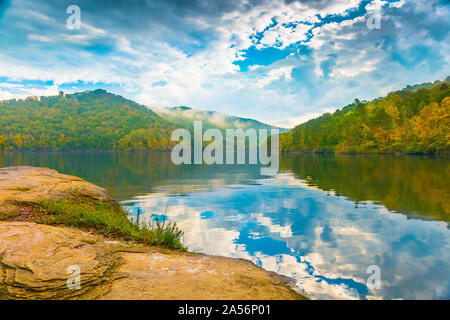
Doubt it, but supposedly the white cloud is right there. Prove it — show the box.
[0,0,448,127]
[27,34,54,42]
[257,23,311,49]
[256,66,294,88]
[330,56,379,78]
[268,108,335,128]
[0,89,15,101]
[0,84,60,100]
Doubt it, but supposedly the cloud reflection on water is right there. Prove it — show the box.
[124,172,450,300]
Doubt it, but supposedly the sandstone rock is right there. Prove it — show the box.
[0,222,119,299]
[0,221,305,300]
[0,166,115,218]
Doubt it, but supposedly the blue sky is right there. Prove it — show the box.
[0,0,449,127]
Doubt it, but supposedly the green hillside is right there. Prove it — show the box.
[0,89,176,151]
[280,77,450,154]
[0,89,284,152]
[3,79,448,154]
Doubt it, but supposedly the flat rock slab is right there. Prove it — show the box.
[0,166,114,218]
[0,221,304,300]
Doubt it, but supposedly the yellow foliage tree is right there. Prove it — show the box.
[412,98,450,151]
[0,135,7,150]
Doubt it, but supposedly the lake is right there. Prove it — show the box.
[1,151,449,299]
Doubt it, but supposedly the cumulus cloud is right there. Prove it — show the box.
[0,0,448,127]
[256,66,294,88]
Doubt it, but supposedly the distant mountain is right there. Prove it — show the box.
[155,106,288,132]
[400,76,450,92]
[280,77,450,154]
[0,89,176,151]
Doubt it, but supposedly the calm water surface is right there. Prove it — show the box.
[1,151,449,299]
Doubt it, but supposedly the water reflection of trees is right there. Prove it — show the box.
[0,151,264,200]
[1,151,448,221]
[280,154,449,222]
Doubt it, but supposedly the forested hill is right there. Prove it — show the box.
[280,77,450,154]
[0,89,176,150]
[156,106,287,132]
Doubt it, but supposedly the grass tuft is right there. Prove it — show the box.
[37,200,186,251]
[15,187,31,192]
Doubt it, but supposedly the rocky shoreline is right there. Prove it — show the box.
[0,166,306,300]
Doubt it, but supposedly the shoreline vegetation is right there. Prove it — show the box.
[1,148,450,156]
[2,199,186,250]
[38,200,186,250]
[0,77,448,155]
[0,146,449,158]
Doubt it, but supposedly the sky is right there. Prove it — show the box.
[0,0,449,128]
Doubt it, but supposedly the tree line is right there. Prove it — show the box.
[1,78,449,154]
[280,77,450,154]
[0,89,176,151]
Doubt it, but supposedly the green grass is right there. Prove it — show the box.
[15,187,31,192]
[37,200,186,250]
